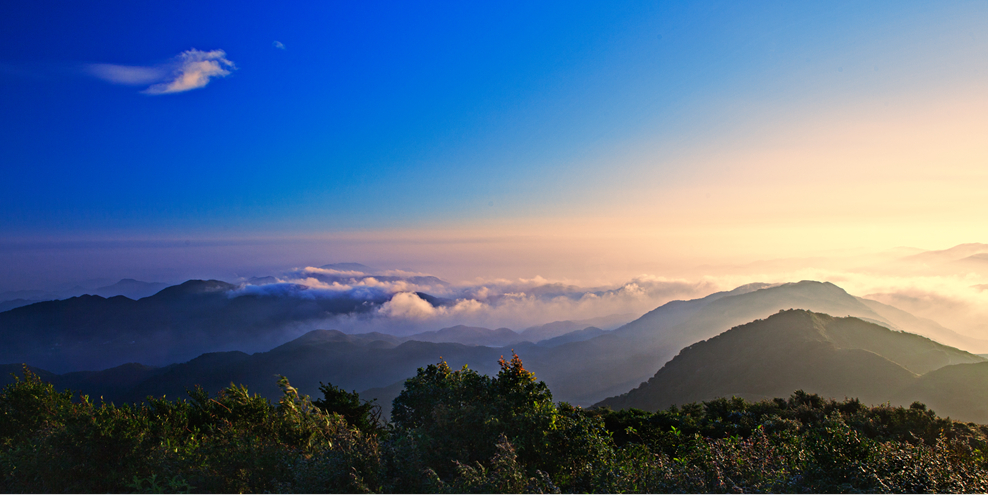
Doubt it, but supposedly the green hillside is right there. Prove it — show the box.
[597,310,987,421]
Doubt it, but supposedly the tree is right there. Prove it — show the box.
[391,353,567,480]
[312,381,382,435]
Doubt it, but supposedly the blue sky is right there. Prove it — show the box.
[2,1,987,288]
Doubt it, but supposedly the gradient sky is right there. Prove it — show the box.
[2,1,987,289]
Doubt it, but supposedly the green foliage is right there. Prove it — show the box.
[391,353,559,479]
[312,381,383,435]
[4,363,988,493]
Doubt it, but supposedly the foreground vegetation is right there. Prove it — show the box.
[3,355,988,493]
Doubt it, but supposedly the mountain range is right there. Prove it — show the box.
[6,278,988,423]
[595,309,988,422]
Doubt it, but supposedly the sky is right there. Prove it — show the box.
[2,0,987,291]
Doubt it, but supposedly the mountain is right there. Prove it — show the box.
[0,279,394,372]
[856,297,988,353]
[404,325,524,347]
[92,279,169,299]
[5,279,977,411]
[535,327,607,347]
[111,332,506,405]
[518,314,636,342]
[596,310,987,421]
[902,243,988,265]
[512,280,922,405]
[0,299,38,313]
[892,362,988,422]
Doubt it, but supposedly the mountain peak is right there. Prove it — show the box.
[151,280,236,299]
[596,309,984,412]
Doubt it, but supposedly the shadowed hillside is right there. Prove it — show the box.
[596,310,988,422]
[0,280,395,372]
[517,280,965,405]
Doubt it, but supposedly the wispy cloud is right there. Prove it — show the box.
[272,41,286,50]
[87,49,236,95]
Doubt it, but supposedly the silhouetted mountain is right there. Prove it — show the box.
[535,327,607,347]
[0,299,38,313]
[116,332,505,404]
[512,281,978,405]
[359,380,406,421]
[856,297,988,353]
[92,279,169,299]
[596,310,986,421]
[6,279,978,413]
[518,314,636,342]
[405,325,523,347]
[0,279,395,372]
[893,362,988,423]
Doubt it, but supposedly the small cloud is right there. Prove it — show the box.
[143,49,235,95]
[87,48,236,95]
[273,40,286,50]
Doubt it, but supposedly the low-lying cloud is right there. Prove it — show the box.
[232,265,720,336]
[217,243,988,343]
[88,49,236,95]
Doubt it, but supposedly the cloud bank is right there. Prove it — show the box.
[87,49,236,95]
[219,244,988,344]
[228,265,719,336]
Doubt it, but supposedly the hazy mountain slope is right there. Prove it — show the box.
[404,325,523,347]
[536,327,607,347]
[518,313,636,342]
[856,297,988,353]
[892,362,988,423]
[0,280,392,372]
[6,279,974,413]
[517,281,910,405]
[360,380,406,421]
[117,334,506,404]
[0,299,39,313]
[596,310,985,417]
[92,279,169,299]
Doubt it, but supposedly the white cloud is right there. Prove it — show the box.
[144,49,236,95]
[378,292,439,319]
[87,49,236,95]
[273,41,286,50]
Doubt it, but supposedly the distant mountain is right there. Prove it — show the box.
[0,299,38,313]
[510,280,981,405]
[893,362,988,422]
[535,327,607,347]
[360,380,406,421]
[0,279,169,313]
[0,279,395,372]
[0,330,501,406]
[596,310,987,422]
[518,314,635,342]
[113,332,505,405]
[902,243,988,265]
[856,297,988,353]
[92,279,170,299]
[405,325,524,347]
[5,279,976,412]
